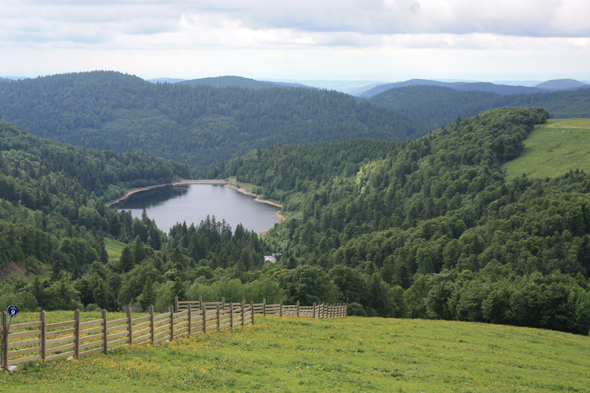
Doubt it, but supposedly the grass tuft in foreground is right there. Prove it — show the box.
[2,316,589,392]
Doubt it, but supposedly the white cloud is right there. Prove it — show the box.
[0,0,588,79]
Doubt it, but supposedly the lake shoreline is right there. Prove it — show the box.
[106,179,229,207]
[108,179,284,235]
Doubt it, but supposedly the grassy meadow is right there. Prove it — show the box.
[104,238,126,263]
[2,315,589,392]
[504,118,590,180]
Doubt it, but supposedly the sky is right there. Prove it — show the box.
[1,0,589,83]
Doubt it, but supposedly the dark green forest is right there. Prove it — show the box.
[209,107,590,334]
[2,104,590,336]
[0,120,189,290]
[0,71,430,174]
[368,85,590,127]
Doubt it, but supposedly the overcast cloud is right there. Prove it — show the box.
[0,0,589,81]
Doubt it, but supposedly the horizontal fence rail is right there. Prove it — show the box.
[176,297,348,320]
[0,300,255,369]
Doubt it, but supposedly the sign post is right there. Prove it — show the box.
[1,305,19,369]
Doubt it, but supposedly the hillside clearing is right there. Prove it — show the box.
[504,118,590,180]
[2,316,589,392]
[104,238,126,263]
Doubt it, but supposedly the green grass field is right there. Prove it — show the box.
[104,238,126,263]
[504,118,590,180]
[2,316,589,392]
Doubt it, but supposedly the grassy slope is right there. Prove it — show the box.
[504,118,590,180]
[3,316,589,392]
[104,238,126,264]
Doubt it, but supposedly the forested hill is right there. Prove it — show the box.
[0,120,190,204]
[210,107,590,334]
[178,76,277,89]
[359,79,549,98]
[0,119,191,279]
[0,71,430,174]
[368,85,590,127]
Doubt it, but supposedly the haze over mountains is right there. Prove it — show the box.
[143,75,589,97]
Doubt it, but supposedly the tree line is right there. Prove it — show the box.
[368,85,590,127]
[209,107,590,334]
[0,71,431,174]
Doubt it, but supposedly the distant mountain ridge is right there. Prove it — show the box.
[368,84,590,127]
[358,79,550,98]
[535,79,587,90]
[0,71,430,174]
[148,77,187,84]
[179,75,276,89]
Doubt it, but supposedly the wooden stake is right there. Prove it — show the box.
[2,311,8,368]
[250,301,254,326]
[313,302,316,319]
[102,309,108,354]
[127,307,133,345]
[296,301,300,318]
[169,305,174,341]
[175,295,179,313]
[229,303,233,331]
[188,304,192,336]
[39,311,46,361]
[74,309,80,358]
[202,304,207,334]
[149,305,154,344]
[241,299,245,328]
[263,298,266,317]
[216,304,220,331]
[279,300,283,317]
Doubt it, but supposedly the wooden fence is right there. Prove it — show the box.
[176,297,348,319]
[0,300,254,369]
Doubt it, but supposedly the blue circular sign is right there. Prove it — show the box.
[7,305,19,318]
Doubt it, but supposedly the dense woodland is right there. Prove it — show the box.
[209,107,590,334]
[368,85,590,127]
[1,98,589,336]
[0,71,430,174]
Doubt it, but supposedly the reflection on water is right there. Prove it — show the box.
[114,184,280,234]
[113,185,189,210]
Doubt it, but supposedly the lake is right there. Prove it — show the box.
[112,184,281,233]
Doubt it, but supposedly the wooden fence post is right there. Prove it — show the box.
[169,306,174,342]
[198,296,202,311]
[250,301,254,326]
[296,301,300,317]
[279,300,283,317]
[263,298,266,317]
[74,309,80,358]
[222,297,225,310]
[229,303,233,331]
[127,307,133,345]
[313,302,316,319]
[149,306,154,344]
[2,311,8,368]
[188,304,192,336]
[202,304,207,334]
[39,311,46,361]
[216,304,220,331]
[175,295,179,313]
[241,299,245,328]
[345,302,348,317]
[102,309,108,354]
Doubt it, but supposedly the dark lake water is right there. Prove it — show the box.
[112,184,281,233]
